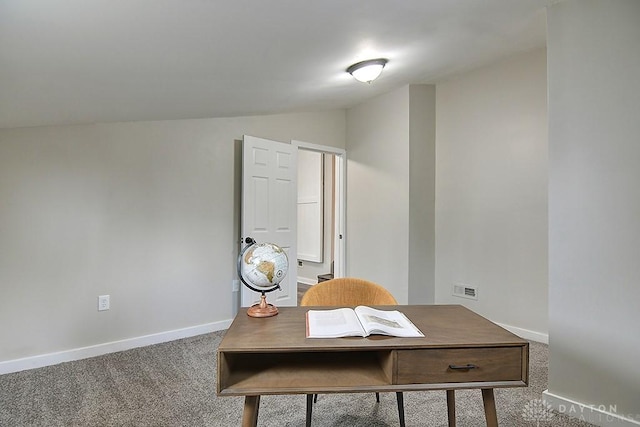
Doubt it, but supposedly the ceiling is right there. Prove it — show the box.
[0,0,547,129]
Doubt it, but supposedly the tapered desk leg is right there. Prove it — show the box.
[396,392,405,427]
[306,394,313,427]
[242,395,260,427]
[446,390,456,427]
[481,389,498,427]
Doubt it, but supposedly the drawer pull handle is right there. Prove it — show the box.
[449,363,478,370]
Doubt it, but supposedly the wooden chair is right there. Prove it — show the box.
[300,277,406,427]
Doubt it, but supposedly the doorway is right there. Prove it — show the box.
[293,140,346,285]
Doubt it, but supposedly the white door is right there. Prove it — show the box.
[241,135,298,307]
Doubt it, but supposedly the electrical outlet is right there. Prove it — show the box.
[232,279,240,292]
[98,295,110,311]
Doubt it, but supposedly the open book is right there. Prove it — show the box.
[305,306,425,338]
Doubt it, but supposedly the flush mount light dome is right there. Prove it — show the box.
[346,58,388,83]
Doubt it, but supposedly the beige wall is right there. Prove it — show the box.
[0,111,346,364]
[409,85,436,303]
[435,48,548,339]
[546,0,640,423]
[346,86,411,302]
[346,84,436,304]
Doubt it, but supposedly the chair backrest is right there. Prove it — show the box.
[300,277,397,306]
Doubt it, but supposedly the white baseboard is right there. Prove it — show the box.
[543,390,640,426]
[496,322,548,344]
[0,320,232,375]
[297,276,317,285]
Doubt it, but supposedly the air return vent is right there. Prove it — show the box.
[453,283,478,300]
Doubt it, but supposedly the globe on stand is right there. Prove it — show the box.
[237,237,289,317]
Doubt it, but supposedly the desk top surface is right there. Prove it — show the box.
[218,304,527,352]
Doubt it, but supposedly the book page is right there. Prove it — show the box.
[306,308,367,338]
[354,306,425,337]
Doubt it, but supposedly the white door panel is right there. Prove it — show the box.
[241,135,297,307]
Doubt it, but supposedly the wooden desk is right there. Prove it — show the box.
[217,305,529,426]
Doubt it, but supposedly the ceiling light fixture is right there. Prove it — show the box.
[346,58,388,83]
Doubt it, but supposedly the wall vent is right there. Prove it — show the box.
[452,283,478,300]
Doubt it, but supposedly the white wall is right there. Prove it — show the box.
[0,111,345,366]
[435,48,548,340]
[346,87,411,302]
[546,1,640,424]
[409,85,436,303]
[346,84,436,304]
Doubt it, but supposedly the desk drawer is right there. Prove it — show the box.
[396,347,523,384]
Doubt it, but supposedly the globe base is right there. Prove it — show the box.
[247,294,279,318]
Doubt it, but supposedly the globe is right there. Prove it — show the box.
[237,238,289,317]
[240,243,289,290]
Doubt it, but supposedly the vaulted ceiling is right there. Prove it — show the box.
[0,0,547,129]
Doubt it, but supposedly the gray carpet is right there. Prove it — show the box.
[0,331,596,427]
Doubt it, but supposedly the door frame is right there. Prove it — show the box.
[292,140,346,279]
